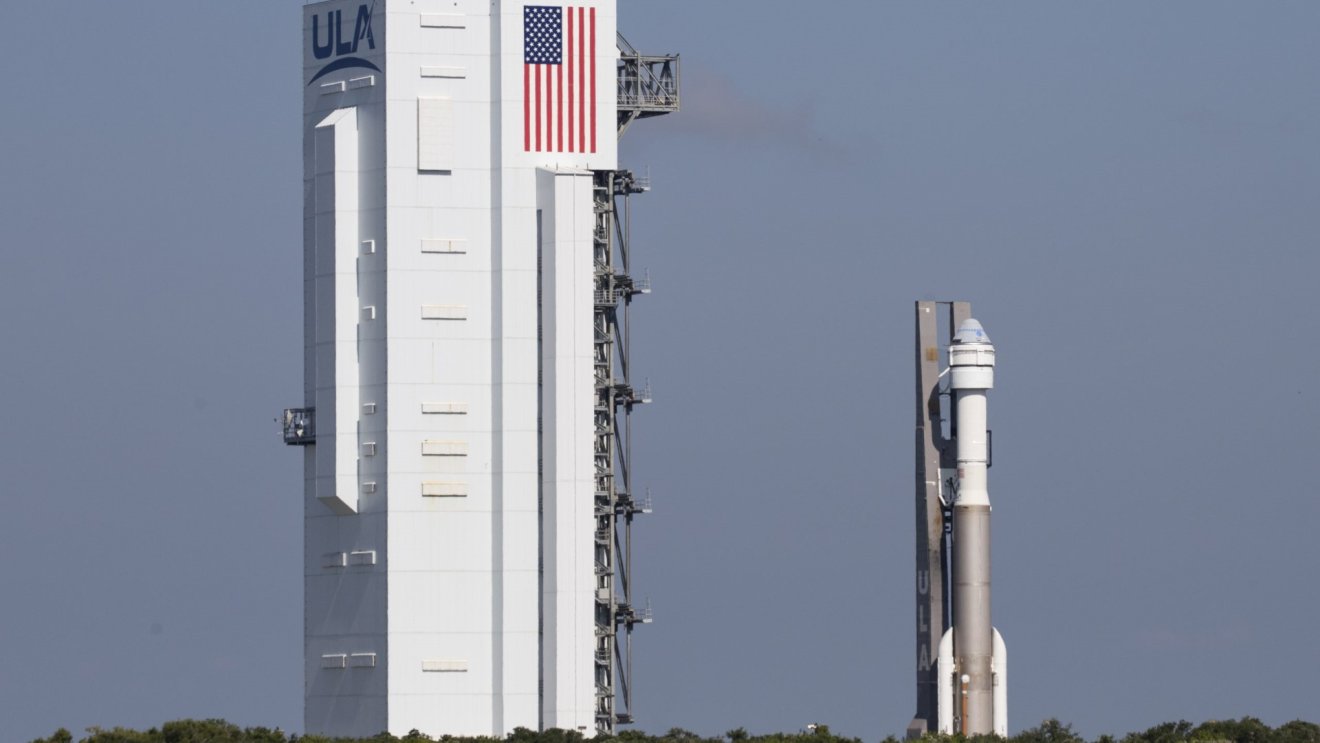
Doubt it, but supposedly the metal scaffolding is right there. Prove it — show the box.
[592,169,652,733]
[617,33,680,137]
[590,35,678,735]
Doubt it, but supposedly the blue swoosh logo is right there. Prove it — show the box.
[308,57,382,86]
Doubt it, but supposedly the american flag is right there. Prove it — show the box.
[524,5,595,154]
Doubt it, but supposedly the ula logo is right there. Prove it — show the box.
[308,4,380,86]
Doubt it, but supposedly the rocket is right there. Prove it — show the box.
[936,319,1008,737]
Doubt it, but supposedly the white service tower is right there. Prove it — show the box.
[284,2,677,737]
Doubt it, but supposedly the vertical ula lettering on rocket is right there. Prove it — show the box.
[524,5,596,154]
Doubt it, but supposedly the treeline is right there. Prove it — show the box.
[27,717,1320,743]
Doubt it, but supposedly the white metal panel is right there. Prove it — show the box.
[420,66,466,79]
[384,167,494,216]
[393,272,491,339]
[386,564,494,630]
[421,481,468,497]
[387,682,492,738]
[413,161,496,211]
[536,170,598,731]
[432,339,500,384]
[389,512,494,575]
[391,4,488,58]
[420,238,467,254]
[418,98,454,171]
[421,304,467,320]
[421,401,468,415]
[419,13,465,28]
[397,637,491,674]
[389,342,436,390]
[311,105,362,516]
[422,659,469,672]
[421,440,468,456]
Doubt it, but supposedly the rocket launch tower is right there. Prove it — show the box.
[282,2,677,737]
[910,302,1008,738]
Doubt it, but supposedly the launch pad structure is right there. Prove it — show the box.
[284,2,677,737]
[910,301,1007,738]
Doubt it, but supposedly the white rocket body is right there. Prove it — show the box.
[936,319,1007,737]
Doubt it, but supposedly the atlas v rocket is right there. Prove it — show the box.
[910,303,1007,738]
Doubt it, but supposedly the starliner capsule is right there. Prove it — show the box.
[935,319,1008,737]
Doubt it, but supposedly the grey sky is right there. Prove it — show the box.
[1,2,1317,741]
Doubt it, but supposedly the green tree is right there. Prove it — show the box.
[160,719,246,742]
[1014,719,1084,743]
[1272,721,1320,743]
[81,727,161,743]
[1122,720,1195,743]
[1191,717,1271,743]
[240,727,289,743]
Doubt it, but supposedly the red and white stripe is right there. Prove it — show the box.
[524,6,596,154]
